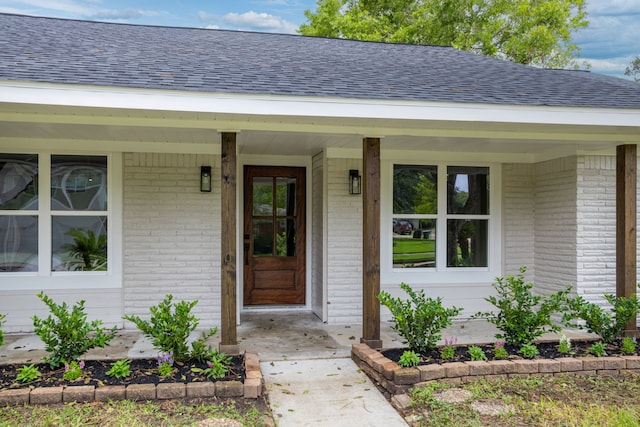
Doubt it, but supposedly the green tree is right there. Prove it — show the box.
[625,56,640,82]
[300,0,588,68]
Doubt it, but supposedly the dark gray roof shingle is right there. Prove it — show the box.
[1,13,640,108]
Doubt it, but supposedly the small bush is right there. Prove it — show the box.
[440,338,457,360]
[123,294,218,362]
[157,352,175,377]
[563,291,640,344]
[473,266,571,346]
[588,341,607,357]
[16,364,41,383]
[32,292,118,368]
[202,351,233,378]
[378,283,462,353]
[519,343,539,359]
[63,360,85,381]
[558,334,572,354]
[493,341,509,359]
[106,359,132,379]
[468,346,487,361]
[621,337,636,355]
[398,350,421,367]
[0,313,5,347]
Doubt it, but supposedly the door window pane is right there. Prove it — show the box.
[393,219,436,268]
[51,155,107,211]
[276,177,296,216]
[52,216,107,271]
[253,218,273,257]
[252,177,273,215]
[447,166,489,215]
[393,165,437,214]
[0,215,38,272]
[276,218,296,257]
[0,154,38,210]
[447,219,488,267]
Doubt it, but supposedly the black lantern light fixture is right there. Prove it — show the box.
[200,166,212,192]
[349,169,361,195]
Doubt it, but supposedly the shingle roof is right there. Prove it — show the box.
[1,13,640,109]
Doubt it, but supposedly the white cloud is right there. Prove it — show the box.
[198,9,297,34]
[2,0,95,15]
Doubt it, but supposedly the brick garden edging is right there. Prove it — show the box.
[351,343,640,398]
[0,352,263,405]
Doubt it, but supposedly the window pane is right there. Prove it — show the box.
[447,219,488,267]
[51,155,107,211]
[52,216,107,271]
[393,219,436,268]
[253,177,273,215]
[276,218,296,257]
[0,215,38,272]
[253,218,273,257]
[393,165,437,215]
[276,177,296,216]
[0,154,38,210]
[447,166,489,214]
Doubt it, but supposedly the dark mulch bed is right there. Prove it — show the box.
[0,356,245,390]
[382,339,638,365]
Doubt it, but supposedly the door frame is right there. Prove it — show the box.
[237,155,314,319]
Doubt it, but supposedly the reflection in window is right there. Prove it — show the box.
[276,219,296,257]
[51,155,107,211]
[447,219,488,267]
[52,216,107,271]
[253,178,273,215]
[393,219,436,268]
[0,216,38,272]
[253,219,273,257]
[393,165,437,214]
[0,154,38,210]
[447,166,489,215]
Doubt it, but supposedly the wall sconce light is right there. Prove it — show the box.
[349,169,361,195]
[200,166,212,192]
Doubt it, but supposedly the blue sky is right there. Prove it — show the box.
[0,0,638,79]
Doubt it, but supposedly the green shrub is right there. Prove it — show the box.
[0,313,5,347]
[563,291,640,344]
[398,350,421,367]
[123,294,218,362]
[16,364,41,383]
[588,341,607,357]
[32,292,118,368]
[493,341,509,359]
[621,337,637,355]
[473,266,571,346]
[106,359,132,379]
[558,334,572,354]
[468,346,487,361]
[519,343,539,359]
[378,283,462,353]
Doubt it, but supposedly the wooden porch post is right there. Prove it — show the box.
[220,132,239,354]
[616,144,637,336]
[362,137,383,348]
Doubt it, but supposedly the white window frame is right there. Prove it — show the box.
[381,159,501,285]
[0,151,122,290]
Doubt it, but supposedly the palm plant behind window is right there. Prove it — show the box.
[62,229,107,271]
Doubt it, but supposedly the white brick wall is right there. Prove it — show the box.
[533,156,578,294]
[502,163,535,280]
[576,155,616,304]
[326,158,363,323]
[123,153,221,329]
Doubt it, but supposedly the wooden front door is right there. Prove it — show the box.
[243,166,306,305]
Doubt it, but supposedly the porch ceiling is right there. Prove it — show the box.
[0,102,638,161]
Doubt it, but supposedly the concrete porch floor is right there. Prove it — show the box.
[0,311,597,364]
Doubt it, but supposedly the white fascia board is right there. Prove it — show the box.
[1,80,640,128]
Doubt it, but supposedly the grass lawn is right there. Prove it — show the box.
[0,397,272,427]
[406,375,640,426]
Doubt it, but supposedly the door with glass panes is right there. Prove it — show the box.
[243,166,305,305]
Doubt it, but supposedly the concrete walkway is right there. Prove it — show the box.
[1,312,597,426]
